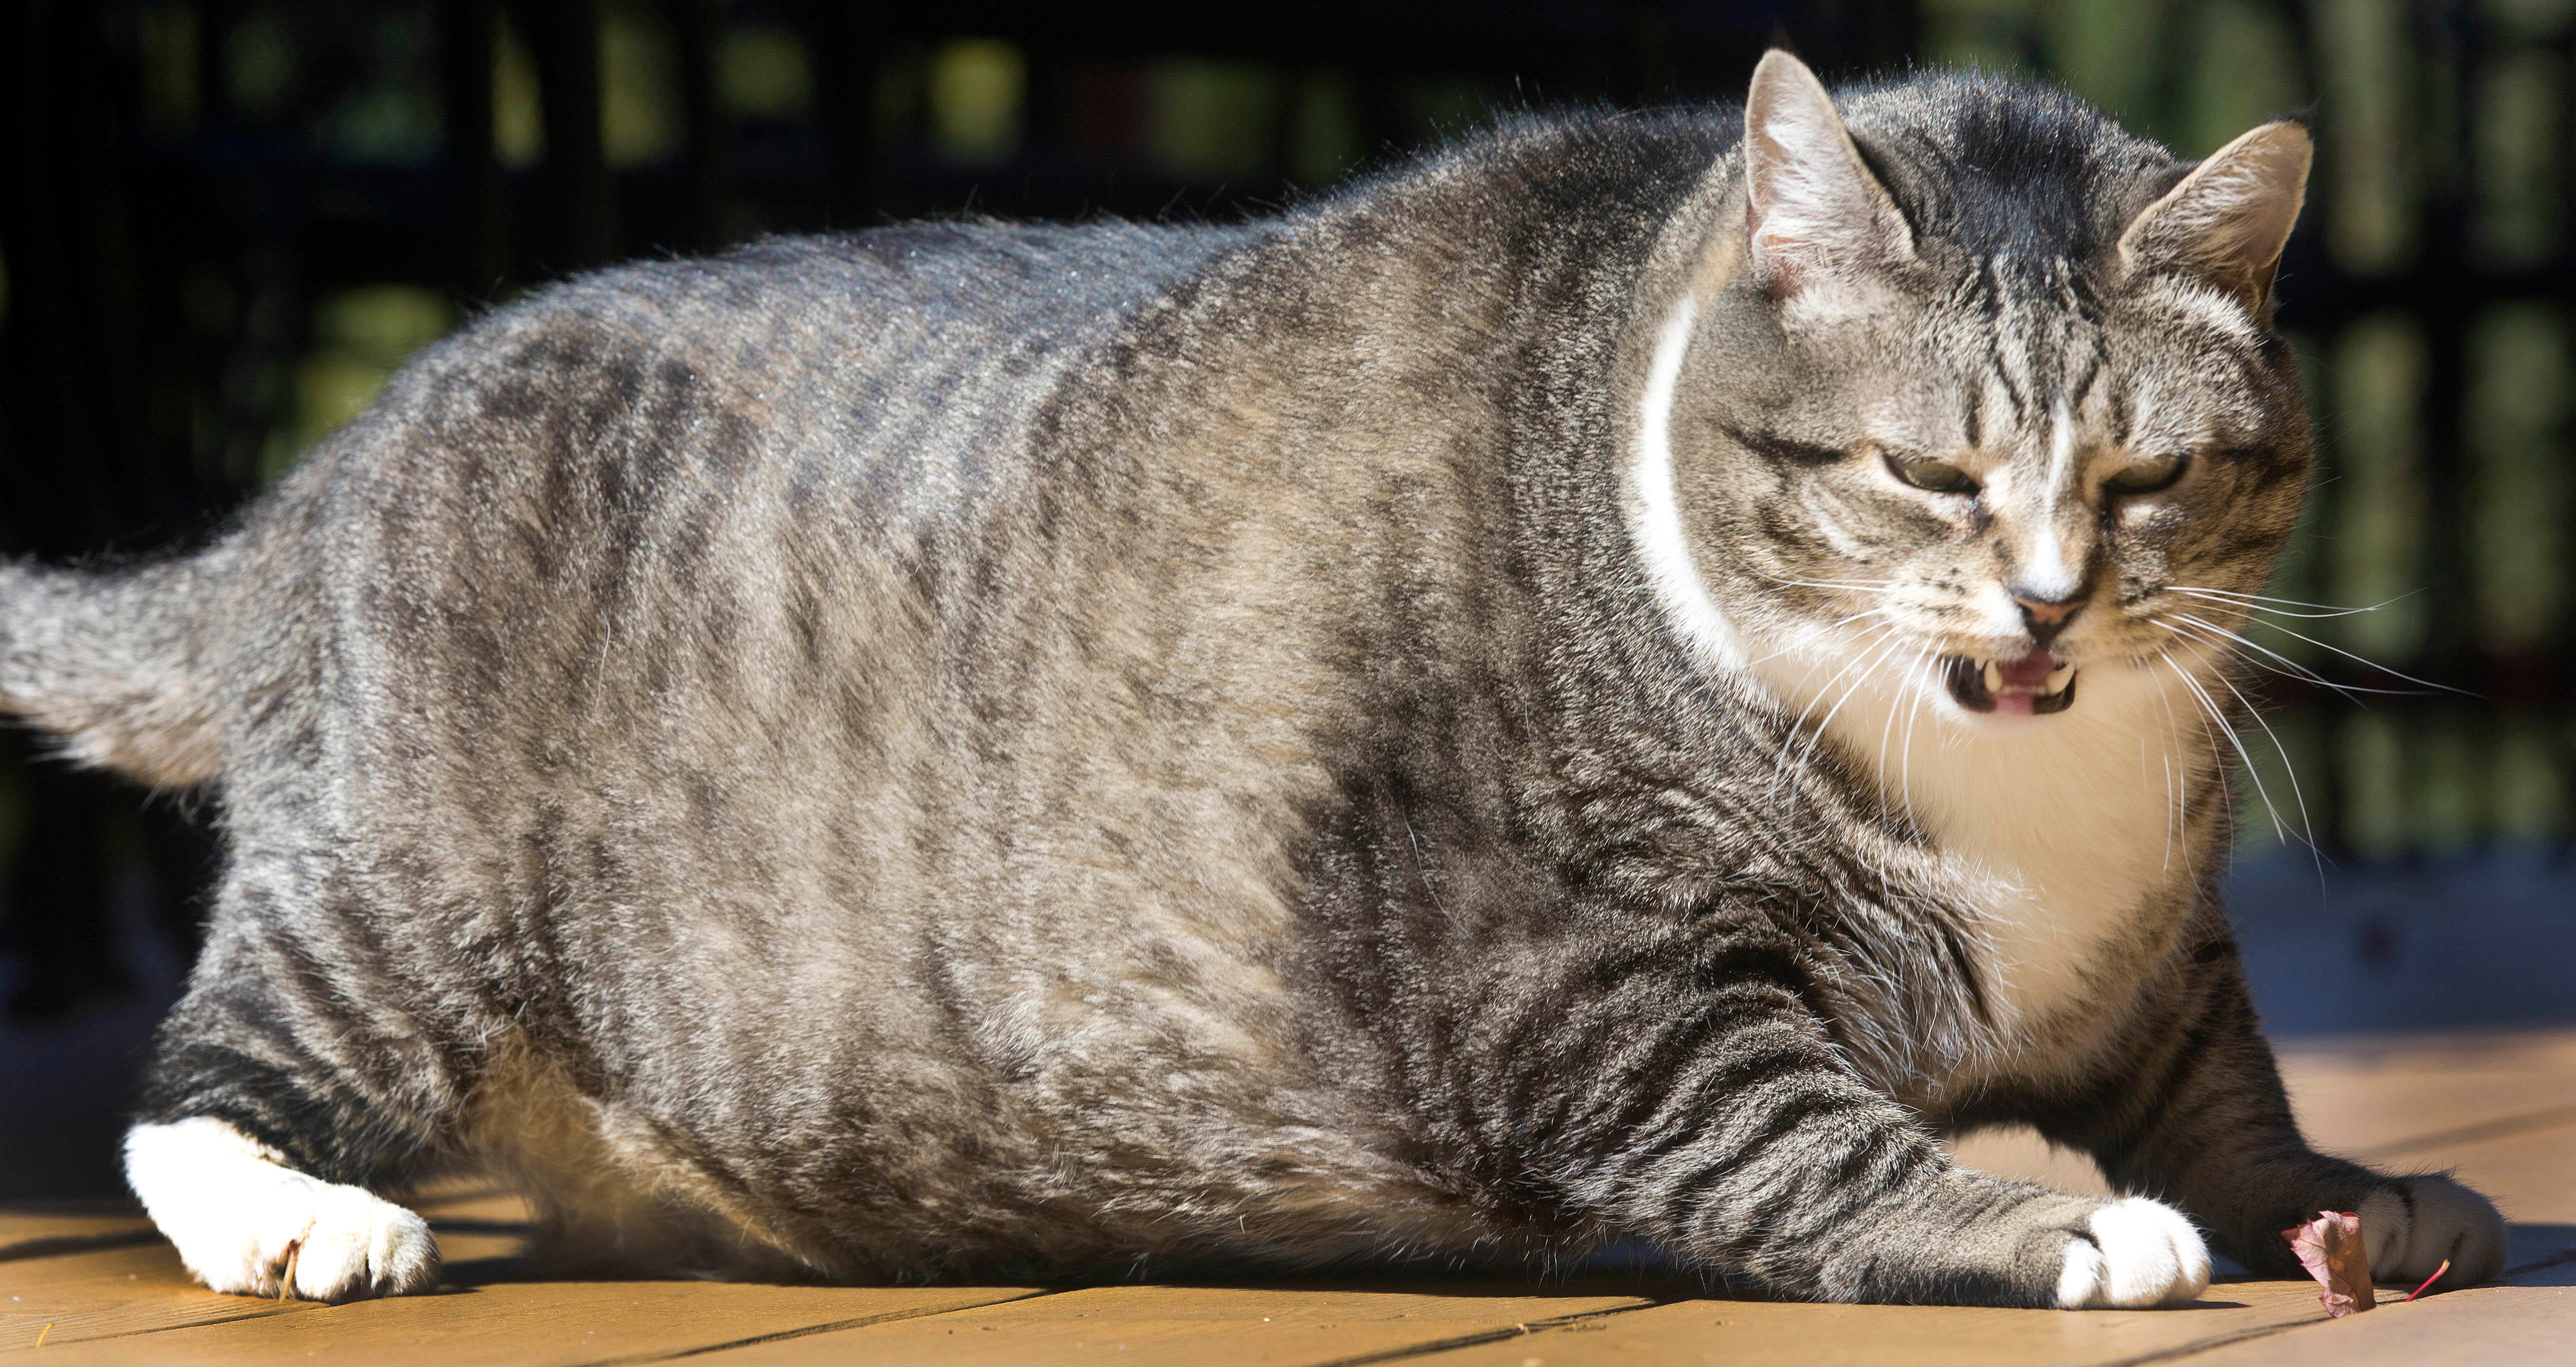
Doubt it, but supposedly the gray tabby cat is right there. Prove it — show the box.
[1,52,2506,1308]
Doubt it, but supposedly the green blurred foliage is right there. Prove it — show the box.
[262,286,454,487]
[719,25,814,122]
[2325,316,2430,662]
[603,1,682,168]
[496,15,545,169]
[1288,72,1367,186]
[138,2,200,132]
[2475,49,2563,266]
[2175,0,2302,157]
[928,38,1025,167]
[223,7,295,122]
[1149,60,1281,181]
[2470,306,2572,652]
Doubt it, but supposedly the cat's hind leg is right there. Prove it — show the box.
[124,1117,439,1301]
[126,868,460,1301]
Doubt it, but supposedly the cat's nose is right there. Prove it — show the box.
[2011,590,2085,647]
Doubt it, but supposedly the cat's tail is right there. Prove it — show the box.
[0,544,237,787]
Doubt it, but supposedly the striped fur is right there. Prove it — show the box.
[3,55,2502,1305]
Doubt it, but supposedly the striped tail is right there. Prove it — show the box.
[0,545,238,787]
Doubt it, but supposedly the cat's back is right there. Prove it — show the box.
[337,220,1250,542]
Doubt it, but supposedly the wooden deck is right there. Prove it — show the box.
[6,1029,2571,1365]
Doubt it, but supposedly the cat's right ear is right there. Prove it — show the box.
[1741,50,1914,302]
[2115,119,2311,317]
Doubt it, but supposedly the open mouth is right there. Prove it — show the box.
[1943,648,2078,716]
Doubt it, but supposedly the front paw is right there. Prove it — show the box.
[2055,1197,2213,1309]
[2359,1175,2507,1289]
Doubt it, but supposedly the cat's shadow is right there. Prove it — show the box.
[428,1254,2271,1309]
[432,1221,2576,1303]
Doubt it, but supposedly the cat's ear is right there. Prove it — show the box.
[1741,50,1914,299]
[2116,120,2312,316]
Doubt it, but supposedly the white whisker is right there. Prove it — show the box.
[2168,583,2418,618]
[2163,656,2291,844]
[2154,617,2421,701]
[2208,666,2327,876]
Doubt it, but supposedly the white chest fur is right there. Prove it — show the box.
[1628,298,2208,1033]
[1751,650,2203,1029]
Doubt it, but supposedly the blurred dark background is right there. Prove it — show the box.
[1,0,2570,1198]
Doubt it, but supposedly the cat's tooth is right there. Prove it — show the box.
[2044,661,2075,695]
[1981,661,2004,695]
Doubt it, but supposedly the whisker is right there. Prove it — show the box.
[2167,610,2468,697]
[2166,584,2413,618]
[2161,655,2237,852]
[1897,646,1932,835]
[1768,622,1901,801]
[2153,618,2422,701]
[2207,665,2328,876]
[1782,629,1913,804]
[2163,656,2294,845]
[2148,655,2189,873]
[1741,606,1904,670]
[1747,568,1902,594]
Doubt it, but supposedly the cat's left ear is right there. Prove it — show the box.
[2116,120,2312,317]
[1741,50,1916,300]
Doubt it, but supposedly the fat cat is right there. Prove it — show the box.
[2,52,2505,1308]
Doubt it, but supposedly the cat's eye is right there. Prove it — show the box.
[2102,454,2189,497]
[1885,452,1979,496]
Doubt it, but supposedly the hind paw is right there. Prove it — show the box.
[125,1118,440,1302]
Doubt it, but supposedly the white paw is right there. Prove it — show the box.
[124,1118,440,1302]
[2054,1196,2212,1309]
[2360,1177,2508,1289]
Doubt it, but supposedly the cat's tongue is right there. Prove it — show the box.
[1993,649,2058,692]
[1943,648,2078,716]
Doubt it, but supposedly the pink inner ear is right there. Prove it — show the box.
[1738,76,1912,296]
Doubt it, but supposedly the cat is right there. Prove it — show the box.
[2,51,2506,1308]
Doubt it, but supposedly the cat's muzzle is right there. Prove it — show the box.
[1944,649,2077,716]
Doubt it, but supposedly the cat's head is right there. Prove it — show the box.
[1652,52,2313,731]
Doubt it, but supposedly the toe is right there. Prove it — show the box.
[2367,1177,2508,1289]
[2062,1197,2211,1309]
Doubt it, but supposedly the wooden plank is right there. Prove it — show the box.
[0,1241,317,1350]
[0,1205,154,1262]
[0,1224,526,1350]
[408,1187,535,1229]
[690,1281,1665,1367]
[2172,1257,2576,1365]
[2363,1115,2576,1225]
[1399,1280,2331,1367]
[16,1281,1047,1365]
[1949,1027,2576,1203]
[2278,1029,2576,1156]
[1949,1128,2113,1198]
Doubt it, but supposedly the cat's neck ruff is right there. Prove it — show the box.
[1627,295,2213,1037]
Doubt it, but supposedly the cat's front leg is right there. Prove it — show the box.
[2038,933,2506,1290]
[1462,928,2209,1307]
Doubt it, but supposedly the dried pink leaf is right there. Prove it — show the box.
[2281,1210,2376,1318]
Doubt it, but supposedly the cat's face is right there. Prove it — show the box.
[1660,69,2313,729]
[1673,263,2311,725]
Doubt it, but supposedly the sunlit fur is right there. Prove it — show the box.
[1650,195,2316,1041]
[2,59,2505,1307]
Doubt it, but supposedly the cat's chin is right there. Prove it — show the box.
[1941,649,2077,718]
